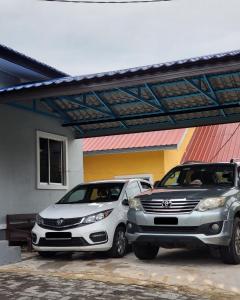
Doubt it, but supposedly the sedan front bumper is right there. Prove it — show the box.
[32,221,113,252]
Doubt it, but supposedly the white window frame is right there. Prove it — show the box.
[0,224,6,230]
[36,130,68,190]
[115,174,154,185]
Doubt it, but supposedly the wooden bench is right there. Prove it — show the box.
[6,214,37,251]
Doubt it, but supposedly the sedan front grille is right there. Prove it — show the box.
[38,237,89,247]
[40,217,83,230]
[141,199,200,214]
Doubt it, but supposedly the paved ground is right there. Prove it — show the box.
[0,248,240,299]
[0,272,208,300]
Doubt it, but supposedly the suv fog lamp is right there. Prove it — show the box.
[211,223,220,233]
[127,222,133,229]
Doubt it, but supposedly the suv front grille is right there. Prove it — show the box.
[40,217,83,230]
[141,199,200,214]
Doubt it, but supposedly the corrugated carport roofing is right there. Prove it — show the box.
[1,50,240,138]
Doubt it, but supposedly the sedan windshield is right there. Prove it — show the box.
[159,164,235,188]
[58,183,124,204]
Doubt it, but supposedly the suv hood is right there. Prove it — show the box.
[39,202,117,219]
[139,187,231,200]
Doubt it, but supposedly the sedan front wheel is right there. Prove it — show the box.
[108,226,127,258]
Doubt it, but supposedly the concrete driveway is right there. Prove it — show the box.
[0,248,239,299]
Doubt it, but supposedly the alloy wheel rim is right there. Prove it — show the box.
[116,231,126,255]
[235,224,240,256]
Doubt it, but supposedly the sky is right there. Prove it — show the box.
[0,0,240,76]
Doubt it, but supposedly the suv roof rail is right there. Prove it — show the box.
[230,158,240,163]
[182,160,204,165]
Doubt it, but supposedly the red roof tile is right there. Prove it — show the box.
[181,123,240,163]
[84,129,186,153]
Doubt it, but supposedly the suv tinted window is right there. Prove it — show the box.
[160,164,235,188]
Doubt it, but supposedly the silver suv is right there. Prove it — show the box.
[127,161,240,264]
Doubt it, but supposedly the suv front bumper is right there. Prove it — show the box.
[127,209,233,247]
[127,224,231,247]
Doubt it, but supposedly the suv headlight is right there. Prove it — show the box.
[128,198,143,211]
[82,209,113,224]
[195,197,226,212]
[36,214,44,225]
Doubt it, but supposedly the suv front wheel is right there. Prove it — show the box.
[133,243,159,260]
[220,217,240,264]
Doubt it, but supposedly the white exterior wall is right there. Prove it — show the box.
[0,104,83,230]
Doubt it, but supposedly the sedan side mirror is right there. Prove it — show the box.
[122,199,129,206]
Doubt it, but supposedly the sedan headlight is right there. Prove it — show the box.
[36,214,44,225]
[82,209,113,224]
[195,197,226,212]
[128,198,143,211]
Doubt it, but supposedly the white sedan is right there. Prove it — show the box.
[32,179,152,258]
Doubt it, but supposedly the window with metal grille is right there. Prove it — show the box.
[37,131,68,189]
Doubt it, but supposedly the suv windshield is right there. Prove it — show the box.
[159,164,235,188]
[57,183,124,204]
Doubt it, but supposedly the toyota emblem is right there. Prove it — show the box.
[162,200,172,208]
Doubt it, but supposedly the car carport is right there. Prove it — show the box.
[1,50,240,138]
[1,49,240,299]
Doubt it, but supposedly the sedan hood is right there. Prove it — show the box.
[139,187,232,200]
[39,202,117,219]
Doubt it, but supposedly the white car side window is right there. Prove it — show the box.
[140,181,152,191]
[126,182,141,199]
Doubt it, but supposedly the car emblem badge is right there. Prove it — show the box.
[162,200,172,208]
[57,218,64,226]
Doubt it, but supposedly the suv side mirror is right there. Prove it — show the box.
[122,199,129,206]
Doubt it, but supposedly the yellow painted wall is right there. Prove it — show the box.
[84,150,165,183]
[163,127,195,174]
[84,128,195,183]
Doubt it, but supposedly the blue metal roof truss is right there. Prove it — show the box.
[3,50,240,138]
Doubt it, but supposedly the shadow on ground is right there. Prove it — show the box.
[35,247,221,267]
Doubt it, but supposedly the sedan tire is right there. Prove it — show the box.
[108,226,127,258]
